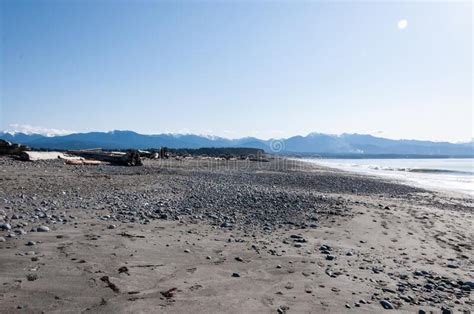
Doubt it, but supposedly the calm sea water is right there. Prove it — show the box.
[300,158,474,195]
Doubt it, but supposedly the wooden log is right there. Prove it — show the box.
[66,149,142,166]
[65,159,102,166]
[19,151,67,161]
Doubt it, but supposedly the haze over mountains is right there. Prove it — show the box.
[1,130,473,157]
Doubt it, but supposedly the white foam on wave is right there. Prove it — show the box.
[300,158,474,196]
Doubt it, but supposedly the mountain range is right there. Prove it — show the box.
[1,130,473,156]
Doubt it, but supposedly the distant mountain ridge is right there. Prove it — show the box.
[1,130,473,156]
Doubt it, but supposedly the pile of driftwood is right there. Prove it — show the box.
[18,149,142,166]
[67,149,142,166]
[0,140,143,166]
[0,140,28,156]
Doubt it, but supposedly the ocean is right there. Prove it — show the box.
[299,158,474,196]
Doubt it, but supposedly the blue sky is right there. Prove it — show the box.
[1,0,472,141]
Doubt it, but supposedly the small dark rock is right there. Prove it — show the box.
[380,300,394,310]
[37,226,50,232]
[0,223,11,231]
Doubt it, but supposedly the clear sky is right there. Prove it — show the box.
[1,0,472,142]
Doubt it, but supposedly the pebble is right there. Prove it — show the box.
[446,263,459,269]
[107,224,117,229]
[231,272,240,277]
[290,234,303,239]
[320,245,332,251]
[441,307,452,314]
[0,223,12,231]
[220,222,232,228]
[184,249,191,253]
[464,281,474,288]
[326,255,336,261]
[37,226,50,232]
[26,241,36,246]
[0,237,6,242]
[15,229,27,235]
[380,300,394,310]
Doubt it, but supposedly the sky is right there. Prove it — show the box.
[0,0,472,142]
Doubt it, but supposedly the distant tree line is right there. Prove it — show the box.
[161,147,265,158]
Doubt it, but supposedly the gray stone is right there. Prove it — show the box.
[0,223,12,231]
[37,226,50,232]
[461,285,471,292]
[220,222,232,228]
[320,245,332,251]
[14,229,27,235]
[464,281,474,288]
[441,308,452,314]
[380,300,394,310]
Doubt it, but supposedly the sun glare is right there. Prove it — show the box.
[398,19,408,30]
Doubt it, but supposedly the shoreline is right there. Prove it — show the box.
[294,157,474,198]
[0,156,472,313]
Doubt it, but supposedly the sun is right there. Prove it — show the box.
[398,19,408,30]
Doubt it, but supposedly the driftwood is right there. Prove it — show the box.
[138,150,158,159]
[65,159,102,166]
[18,151,100,164]
[0,140,28,156]
[67,149,142,166]
[19,151,69,161]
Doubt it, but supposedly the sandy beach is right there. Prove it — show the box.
[0,157,472,313]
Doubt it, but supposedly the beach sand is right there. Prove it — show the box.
[0,157,472,313]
